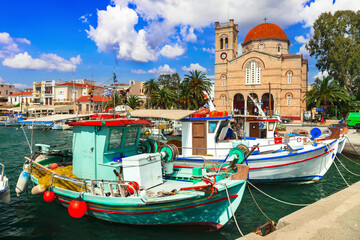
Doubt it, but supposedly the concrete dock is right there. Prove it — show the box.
[241,181,360,240]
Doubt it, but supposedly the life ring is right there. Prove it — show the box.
[274,129,279,137]
[199,108,210,115]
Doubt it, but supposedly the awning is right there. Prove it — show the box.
[130,109,196,120]
[21,114,92,122]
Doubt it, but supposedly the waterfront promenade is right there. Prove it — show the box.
[241,180,360,239]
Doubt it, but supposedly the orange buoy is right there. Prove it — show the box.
[43,190,56,202]
[199,108,210,115]
[68,196,87,218]
[50,163,58,170]
[127,181,139,195]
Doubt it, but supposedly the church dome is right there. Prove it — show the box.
[243,23,289,44]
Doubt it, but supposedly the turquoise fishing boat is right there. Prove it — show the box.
[17,118,248,230]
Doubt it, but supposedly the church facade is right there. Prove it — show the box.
[213,20,308,122]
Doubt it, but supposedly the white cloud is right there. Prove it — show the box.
[160,44,185,58]
[202,47,214,54]
[295,34,311,57]
[132,64,176,75]
[0,32,31,58]
[148,64,176,76]
[13,83,31,90]
[2,52,82,72]
[79,13,92,23]
[313,70,329,80]
[181,63,207,73]
[0,76,4,83]
[180,25,197,42]
[131,69,147,74]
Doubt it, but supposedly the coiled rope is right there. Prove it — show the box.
[247,181,310,207]
[223,183,244,237]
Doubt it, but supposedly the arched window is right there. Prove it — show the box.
[277,44,281,54]
[221,95,226,106]
[287,94,291,106]
[287,72,292,84]
[225,38,228,49]
[221,75,226,86]
[220,38,223,49]
[259,44,264,52]
[246,60,261,85]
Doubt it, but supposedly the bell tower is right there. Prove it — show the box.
[215,19,239,64]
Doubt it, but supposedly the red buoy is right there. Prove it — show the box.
[127,181,139,195]
[50,163,58,170]
[68,196,87,218]
[43,190,56,202]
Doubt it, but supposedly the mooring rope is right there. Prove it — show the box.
[340,153,360,165]
[20,123,32,153]
[333,160,350,187]
[247,185,274,223]
[335,156,360,177]
[224,184,244,237]
[247,181,310,206]
[346,136,360,157]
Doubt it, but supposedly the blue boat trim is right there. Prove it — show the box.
[181,116,232,121]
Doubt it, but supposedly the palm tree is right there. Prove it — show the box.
[178,81,193,109]
[127,96,143,109]
[304,76,349,116]
[152,88,177,109]
[143,78,159,109]
[183,70,212,110]
[104,93,121,109]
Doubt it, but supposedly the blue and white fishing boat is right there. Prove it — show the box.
[17,116,248,230]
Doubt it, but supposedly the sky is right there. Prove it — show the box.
[0,0,359,90]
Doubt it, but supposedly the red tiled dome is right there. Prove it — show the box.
[244,23,288,43]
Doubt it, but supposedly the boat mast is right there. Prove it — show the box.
[112,72,117,119]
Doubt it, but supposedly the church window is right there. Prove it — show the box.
[256,66,261,84]
[259,44,264,52]
[277,44,281,54]
[287,94,291,106]
[221,95,226,106]
[246,60,261,85]
[287,72,292,84]
[220,38,223,49]
[225,38,228,49]
[222,75,226,86]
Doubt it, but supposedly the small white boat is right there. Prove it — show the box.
[0,163,10,203]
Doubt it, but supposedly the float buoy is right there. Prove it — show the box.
[31,184,46,195]
[43,190,56,202]
[127,181,139,195]
[68,196,87,218]
[199,108,210,115]
[50,163,58,170]
[15,170,30,197]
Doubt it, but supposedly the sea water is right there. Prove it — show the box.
[0,127,359,240]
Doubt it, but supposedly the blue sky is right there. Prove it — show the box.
[0,0,359,90]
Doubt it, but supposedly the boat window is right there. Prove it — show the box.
[124,128,139,147]
[208,121,218,133]
[268,122,275,131]
[108,129,124,150]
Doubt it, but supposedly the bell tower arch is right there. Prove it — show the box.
[215,19,239,63]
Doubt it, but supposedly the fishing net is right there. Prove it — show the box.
[31,165,86,192]
[203,158,220,172]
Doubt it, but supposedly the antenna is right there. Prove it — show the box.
[264,17,267,23]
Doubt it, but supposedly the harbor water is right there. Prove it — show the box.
[0,127,359,240]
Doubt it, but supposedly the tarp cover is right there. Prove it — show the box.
[21,114,92,122]
[130,109,196,120]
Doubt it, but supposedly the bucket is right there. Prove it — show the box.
[163,161,174,175]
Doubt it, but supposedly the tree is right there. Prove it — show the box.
[157,73,181,92]
[104,93,120,109]
[304,76,350,117]
[127,95,142,109]
[143,78,159,109]
[151,88,177,109]
[183,70,212,110]
[306,10,360,96]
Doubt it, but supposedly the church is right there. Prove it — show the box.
[213,19,308,122]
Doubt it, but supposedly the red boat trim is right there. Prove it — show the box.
[57,194,238,215]
[68,119,152,126]
[245,119,278,123]
[173,165,195,169]
[250,148,334,170]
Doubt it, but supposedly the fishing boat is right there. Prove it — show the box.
[16,117,248,230]
[0,163,10,203]
[131,109,340,183]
